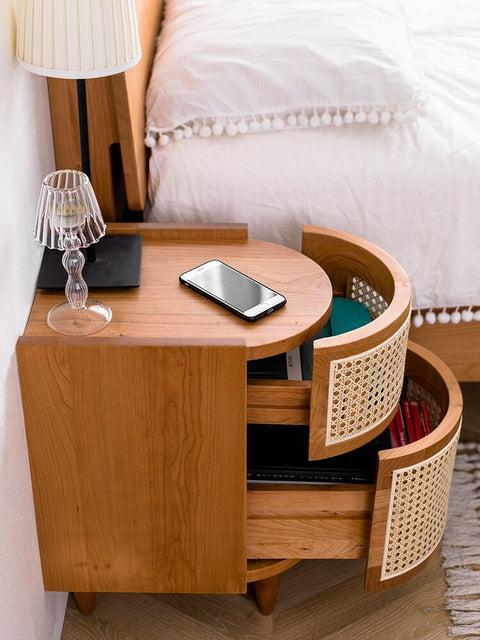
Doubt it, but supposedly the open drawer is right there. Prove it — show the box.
[248,225,412,462]
[247,340,463,593]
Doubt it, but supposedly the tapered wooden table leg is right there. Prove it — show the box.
[253,574,281,615]
[73,592,96,614]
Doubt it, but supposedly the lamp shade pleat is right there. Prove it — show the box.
[16,0,141,79]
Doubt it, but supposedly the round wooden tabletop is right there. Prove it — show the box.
[26,236,333,360]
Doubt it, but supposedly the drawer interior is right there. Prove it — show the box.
[247,341,461,561]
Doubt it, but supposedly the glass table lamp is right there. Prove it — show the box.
[16,0,143,289]
[35,170,112,335]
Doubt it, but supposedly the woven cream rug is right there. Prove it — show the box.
[442,442,480,638]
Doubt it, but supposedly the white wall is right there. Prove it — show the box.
[0,2,67,639]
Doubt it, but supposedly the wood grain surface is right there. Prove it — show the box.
[410,317,480,381]
[17,339,247,593]
[26,227,333,361]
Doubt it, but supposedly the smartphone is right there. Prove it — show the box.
[179,260,287,321]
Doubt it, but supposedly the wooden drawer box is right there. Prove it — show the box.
[247,340,462,593]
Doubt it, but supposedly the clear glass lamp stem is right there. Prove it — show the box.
[46,236,112,336]
[62,243,88,310]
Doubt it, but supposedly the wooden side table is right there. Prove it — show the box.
[17,224,332,603]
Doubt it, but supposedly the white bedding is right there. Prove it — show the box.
[146,0,480,315]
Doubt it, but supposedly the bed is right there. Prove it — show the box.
[47,0,480,381]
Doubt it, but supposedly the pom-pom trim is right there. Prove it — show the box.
[145,102,426,147]
[411,306,480,327]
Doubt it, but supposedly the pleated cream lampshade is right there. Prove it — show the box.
[16,0,141,79]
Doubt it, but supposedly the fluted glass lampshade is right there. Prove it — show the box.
[16,0,141,79]
[35,170,106,249]
[35,170,112,335]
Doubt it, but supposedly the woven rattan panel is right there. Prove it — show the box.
[350,276,389,319]
[381,425,461,580]
[326,315,410,444]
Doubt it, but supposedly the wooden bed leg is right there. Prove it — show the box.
[253,574,281,615]
[73,592,96,614]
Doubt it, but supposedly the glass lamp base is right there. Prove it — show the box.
[47,299,112,335]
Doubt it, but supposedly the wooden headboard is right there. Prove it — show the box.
[48,0,164,222]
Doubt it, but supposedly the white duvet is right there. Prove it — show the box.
[146,0,480,313]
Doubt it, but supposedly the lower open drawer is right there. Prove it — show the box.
[247,340,463,592]
[248,483,374,559]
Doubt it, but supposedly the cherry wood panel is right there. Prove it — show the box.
[17,338,247,593]
[410,317,480,382]
[47,78,81,170]
[302,225,410,305]
[246,559,300,583]
[105,221,249,241]
[247,484,374,517]
[247,518,372,560]
[48,75,120,220]
[247,485,374,560]
[111,0,165,213]
[88,77,121,217]
[247,379,311,425]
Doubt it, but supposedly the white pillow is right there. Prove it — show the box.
[145,0,426,147]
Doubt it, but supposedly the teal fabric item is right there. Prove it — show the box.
[329,297,372,336]
[300,297,372,379]
[315,297,372,338]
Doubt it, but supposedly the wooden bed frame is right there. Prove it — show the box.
[46,0,480,382]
